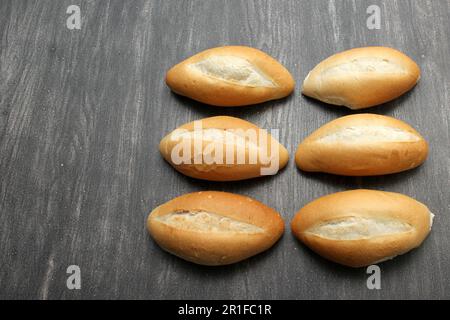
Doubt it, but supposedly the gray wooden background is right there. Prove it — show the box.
[0,0,449,300]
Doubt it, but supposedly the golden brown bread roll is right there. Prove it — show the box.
[295,114,428,176]
[291,189,434,267]
[302,46,420,109]
[160,116,289,181]
[147,191,285,265]
[166,46,295,106]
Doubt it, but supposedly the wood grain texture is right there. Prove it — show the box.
[0,0,449,299]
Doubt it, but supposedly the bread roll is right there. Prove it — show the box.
[147,191,285,265]
[291,190,434,267]
[302,47,420,109]
[295,114,428,176]
[160,116,289,181]
[166,46,295,106]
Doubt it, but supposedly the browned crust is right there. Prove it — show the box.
[160,116,289,181]
[166,46,295,106]
[291,189,432,267]
[295,114,428,176]
[147,191,285,265]
[302,46,421,109]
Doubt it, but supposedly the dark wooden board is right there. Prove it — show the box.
[0,0,449,299]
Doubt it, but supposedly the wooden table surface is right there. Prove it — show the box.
[0,0,449,300]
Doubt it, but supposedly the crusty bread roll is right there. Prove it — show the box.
[295,114,428,176]
[291,190,434,267]
[166,46,295,106]
[147,191,285,265]
[160,116,289,181]
[302,47,420,109]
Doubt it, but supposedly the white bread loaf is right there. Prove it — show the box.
[166,46,295,106]
[295,114,428,176]
[291,190,433,268]
[302,47,420,109]
[160,116,289,181]
[147,191,285,265]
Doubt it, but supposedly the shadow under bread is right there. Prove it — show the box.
[145,224,285,277]
[290,232,430,280]
[301,87,417,118]
[170,90,296,120]
[295,163,427,190]
[178,160,290,195]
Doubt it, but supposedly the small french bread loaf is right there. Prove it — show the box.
[147,191,285,265]
[295,114,428,176]
[160,116,289,181]
[166,46,295,106]
[291,190,434,267]
[302,46,420,109]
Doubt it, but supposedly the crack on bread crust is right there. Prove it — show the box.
[316,126,420,143]
[321,57,407,75]
[174,128,260,149]
[169,128,274,169]
[155,210,265,234]
[306,216,414,240]
[190,55,277,87]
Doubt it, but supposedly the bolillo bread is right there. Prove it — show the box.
[291,189,434,268]
[166,46,295,106]
[147,191,285,265]
[159,116,289,181]
[295,114,428,176]
[302,46,420,109]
